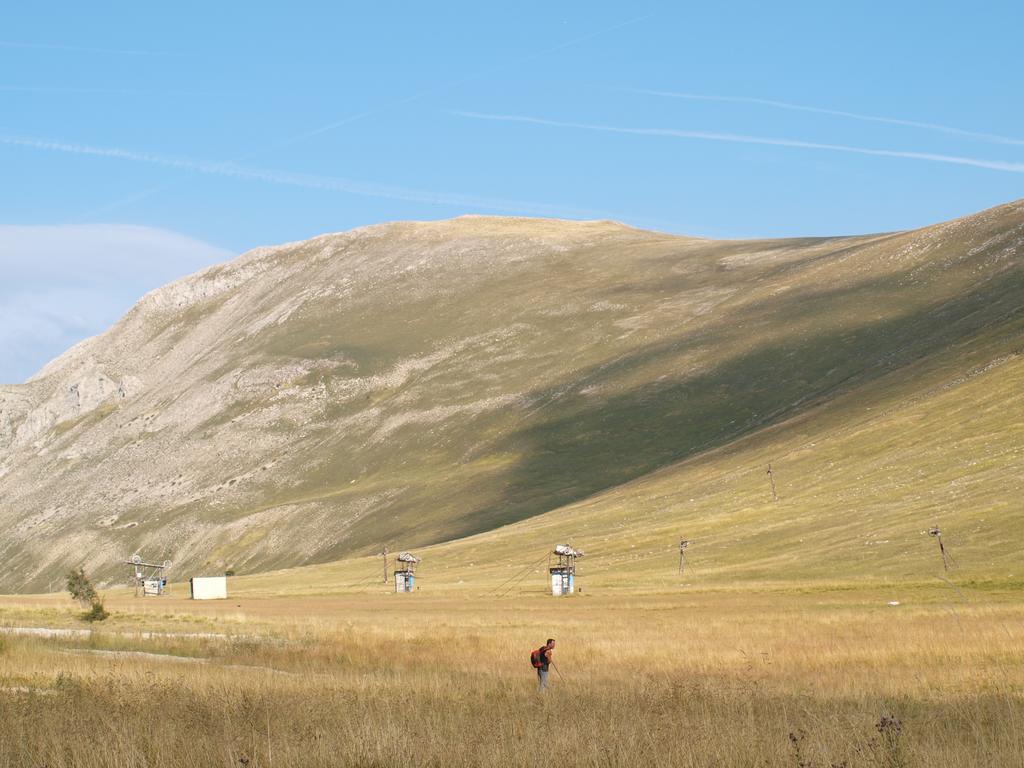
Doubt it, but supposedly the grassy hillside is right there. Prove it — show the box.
[0,202,1021,591]
[235,309,1023,594]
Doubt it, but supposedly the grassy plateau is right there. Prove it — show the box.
[0,583,1021,768]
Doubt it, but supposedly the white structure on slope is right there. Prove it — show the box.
[189,575,228,600]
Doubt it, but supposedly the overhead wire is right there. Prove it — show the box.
[494,552,552,598]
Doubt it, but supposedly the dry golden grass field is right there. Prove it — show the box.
[1,582,1021,767]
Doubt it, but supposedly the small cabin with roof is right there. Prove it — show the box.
[549,544,583,596]
[394,551,420,592]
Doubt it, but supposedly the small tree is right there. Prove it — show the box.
[66,567,97,606]
[66,567,109,622]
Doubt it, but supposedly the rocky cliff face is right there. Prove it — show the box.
[1,205,1021,592]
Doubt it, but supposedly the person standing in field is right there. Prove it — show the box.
[531,638,555,691]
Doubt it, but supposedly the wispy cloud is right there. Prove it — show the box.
[453,111,1024,174]
[0,225,232,384]
[0,133,609,219]
[630,90,1024,147]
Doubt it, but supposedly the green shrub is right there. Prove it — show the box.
[82,598,110,623]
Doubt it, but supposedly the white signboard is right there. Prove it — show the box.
[190,576,228,600]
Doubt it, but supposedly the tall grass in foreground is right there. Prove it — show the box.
[0,591,1021,767]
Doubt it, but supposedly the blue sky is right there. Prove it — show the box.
[1,1,1022,382]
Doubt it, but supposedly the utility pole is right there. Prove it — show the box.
[928,526,953,571]
[380,545,389,583]
[766,462,778,502]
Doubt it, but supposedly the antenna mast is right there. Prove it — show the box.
[766,462,778,502]
[928,526,954,571]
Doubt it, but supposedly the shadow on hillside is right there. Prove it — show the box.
[440,261,1024,541]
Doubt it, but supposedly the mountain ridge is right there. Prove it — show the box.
[0,201,1021,592]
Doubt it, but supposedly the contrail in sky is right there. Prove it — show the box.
[50,10,654,221]
[260,12,655,152]
[631,89,1024,147]
[453,111,1024,174]
[0,133,609,219]
[0,40,178,56]
[0,84,206,96]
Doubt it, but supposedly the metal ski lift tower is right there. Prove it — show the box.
[125,554,172,596]
[394,551,420,592]
[549,544,583,596]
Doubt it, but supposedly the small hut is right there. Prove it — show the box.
[549,544,583,596]
[394,551,420,592]
[189,575,228,600]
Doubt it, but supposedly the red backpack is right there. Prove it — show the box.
[530,646,546,669]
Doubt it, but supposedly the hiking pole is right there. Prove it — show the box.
[551,661,567,684]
